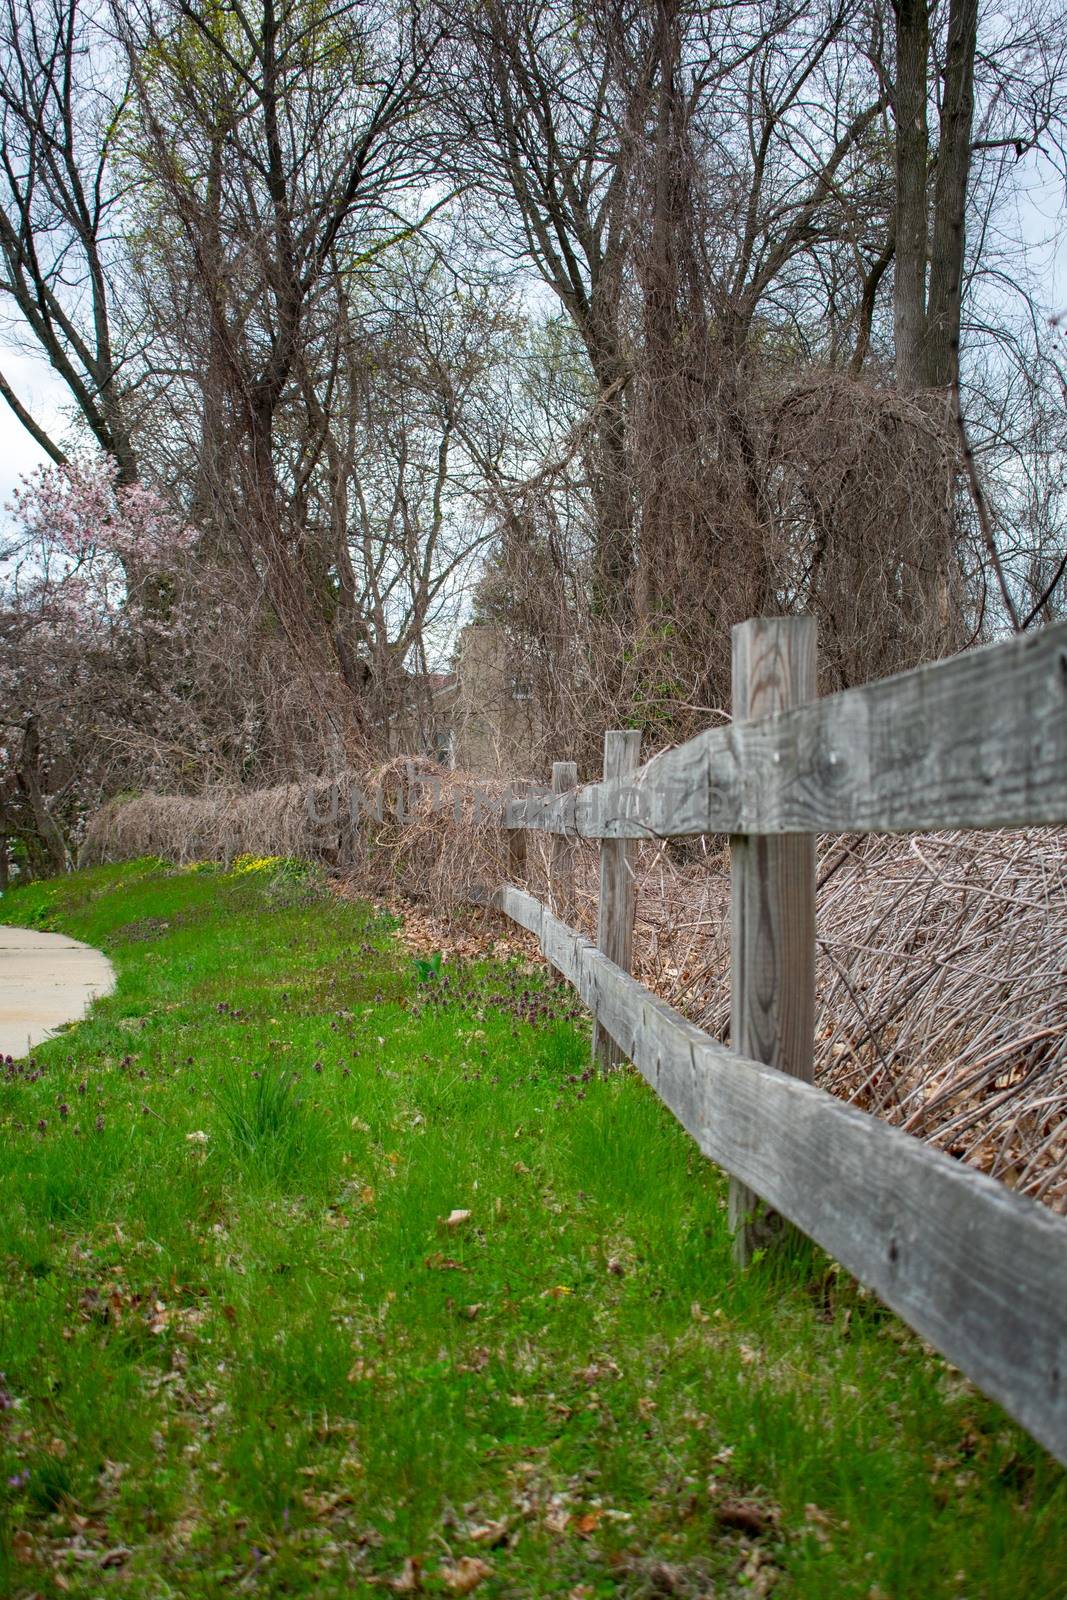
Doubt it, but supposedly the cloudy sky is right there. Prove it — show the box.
[0,341,69,506]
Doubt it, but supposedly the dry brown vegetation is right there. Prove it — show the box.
[83,778,1067,1213]
[5,0,1066,882]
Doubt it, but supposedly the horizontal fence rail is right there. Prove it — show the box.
[506,619,1067,839]
[494,884,1067,1466]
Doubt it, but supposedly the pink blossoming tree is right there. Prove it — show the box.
[0,457,202,875]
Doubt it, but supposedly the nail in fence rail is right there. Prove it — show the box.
[490,616,1067,1465]
[729,618,817,1265]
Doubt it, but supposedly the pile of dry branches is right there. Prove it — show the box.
[80,762,514,908]
[83,783,1066,1212]
[519,828,1067,1211]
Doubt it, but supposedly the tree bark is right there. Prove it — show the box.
[924,0,979,388]
[893,0,931,389]
[15,720,69,874]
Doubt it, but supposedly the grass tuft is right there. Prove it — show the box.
[211,1059,314,1179]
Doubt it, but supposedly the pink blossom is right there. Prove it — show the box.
[3,455,198,639]
[6,456,195,567]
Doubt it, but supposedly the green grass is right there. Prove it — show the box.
[0,859,1063,1599]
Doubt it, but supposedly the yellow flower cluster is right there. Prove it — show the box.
[230,854,285,876]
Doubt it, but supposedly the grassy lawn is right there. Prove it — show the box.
[0,859,1064,1599]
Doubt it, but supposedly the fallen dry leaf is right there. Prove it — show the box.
[467,1518,509,1547]
[802,1502,834,1548]
[387,1555,423,1592]
[301,1487,354,1516]
[440,1555,492,1593]
[715,1498,776,1536]
[741,1546,780,1596]
[441,1209,472,1229]
[638,1565,684,1595]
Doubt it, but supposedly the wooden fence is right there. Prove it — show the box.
[489,617,1067,1468]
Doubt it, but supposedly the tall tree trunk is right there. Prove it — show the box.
[15,720,69,874]
[893,0,930,389]
[585,341,635,617]
[924,0,979,388]
[636,0,686,618]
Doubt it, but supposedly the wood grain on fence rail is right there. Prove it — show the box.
[505,621,1067,839]
[492,883,1067,1466]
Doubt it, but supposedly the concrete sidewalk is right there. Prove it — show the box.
[0,925,115,1059]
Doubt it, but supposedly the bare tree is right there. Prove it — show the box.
[437,0,653,614]
[0,0,138,474]
[112,0,444,752]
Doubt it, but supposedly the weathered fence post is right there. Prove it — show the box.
[593,729,642,1070]
[549,760,578,922]
[506,782,528,884]
[729,617,817,1264]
